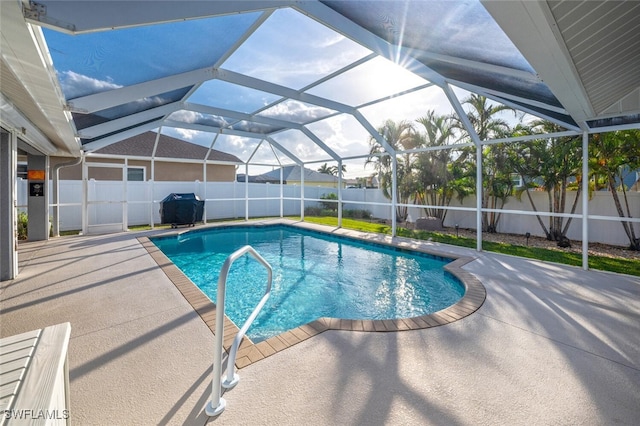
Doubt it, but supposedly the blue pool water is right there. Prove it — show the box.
[151,225,464,342]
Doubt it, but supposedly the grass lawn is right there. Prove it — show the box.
[294,216,640,277]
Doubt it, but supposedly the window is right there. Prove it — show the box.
[17,163,27,179]
[510,173,523,188]
[127,167,145,181]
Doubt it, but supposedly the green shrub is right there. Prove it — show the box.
[304,206,323,216]
[319,193,338,211]
[17,212,28,240]
[305,206,372,219]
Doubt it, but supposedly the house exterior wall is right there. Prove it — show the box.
[153,162,235,182]
[49,157,236,182]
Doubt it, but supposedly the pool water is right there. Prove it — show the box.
[151,225,464,342]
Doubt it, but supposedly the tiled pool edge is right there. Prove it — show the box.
[138,228,486,370]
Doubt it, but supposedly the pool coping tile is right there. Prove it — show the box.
[138,220,486,369]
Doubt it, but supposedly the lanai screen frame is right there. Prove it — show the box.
[25,1,640,271]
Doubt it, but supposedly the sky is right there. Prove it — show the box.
[43,4,530,180]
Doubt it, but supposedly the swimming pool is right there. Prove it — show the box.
[152,224,468,342]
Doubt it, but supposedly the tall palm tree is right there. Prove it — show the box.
[365,119,417,221]
[413,110,456,220]
[510,120,583,242]
[456,94,514,140]
[452,94,516,232]
[590,130,640,250]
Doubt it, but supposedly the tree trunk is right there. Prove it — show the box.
[562,184,582,236]
[608,175,640,250]
[522,177,551,238]
[547,191,554,240]
[552,185,562,241]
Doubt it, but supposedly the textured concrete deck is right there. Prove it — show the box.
[1,220,639,425]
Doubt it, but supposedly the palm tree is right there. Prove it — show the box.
[413,110,456,221]
[318,163,346,177]
[510,120,583,242]
[456,94,514,141]
[452,94,516,232]
[317,163,333,175]
[590,130,640,250]
[329,164,346,178]
[365,119,417,222]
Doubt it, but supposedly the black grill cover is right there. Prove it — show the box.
[159,193,204,226]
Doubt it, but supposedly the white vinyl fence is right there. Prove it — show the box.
[17,179,640,247]
[435,191,640,247]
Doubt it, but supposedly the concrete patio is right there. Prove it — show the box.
[1,221,639,425]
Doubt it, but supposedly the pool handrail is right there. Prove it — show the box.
[205,245,272,417]
[222,256,272,389]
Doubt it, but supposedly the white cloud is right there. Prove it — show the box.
[260,100,333,123]
[59,70,121,99]
[168,110,199,124]
[168,110,229,128]
[212,135,261,162]
[162,128,213,147]
[172,128,200,141]
[316,32,347,49]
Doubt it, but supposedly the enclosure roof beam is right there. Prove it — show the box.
[23,0,294,34]
[162,119,270,141]
[82,119,165,151]
[77,102,182,139]
[293,1,445,86]
[265,136,303,166]
[442,83,482,146]
[183,102,303,130]
[449,80,582,133]
[215,68,398,157]
[299,127,340,162]
[352,110,396,156]
[215,68,354,115]
[67,67,216,114]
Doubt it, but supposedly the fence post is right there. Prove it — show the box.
[148,180,154,229]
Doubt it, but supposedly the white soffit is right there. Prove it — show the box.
[482,0,593,129]
[546,0,640,118]
[0,0,79,155]
[483,0,640,126]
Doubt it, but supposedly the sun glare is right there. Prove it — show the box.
[362,56,427,93]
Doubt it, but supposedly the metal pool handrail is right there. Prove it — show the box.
[205,245,272,417]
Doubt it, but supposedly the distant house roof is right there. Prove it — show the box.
[236,174,282,184]
[259,165,339,183]
[94,131,242,163]
[238,166,339,184]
